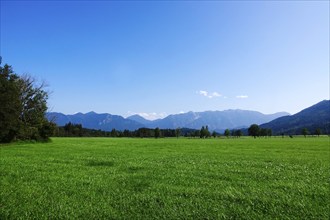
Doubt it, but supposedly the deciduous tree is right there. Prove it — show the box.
[175,127,181,138]
[0,61,54,142]
[155,127,160,138]
[315,128,321,137]
[248,124,260,138]
[224,129,230,138]
[302,128,308,137]
[0,64,21,142]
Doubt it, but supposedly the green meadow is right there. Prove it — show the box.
[1,137,329,219]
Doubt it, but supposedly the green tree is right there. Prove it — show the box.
[235,129,242,138]
[224,129,230,138]
[154,127,160,138]
[267,129,272,137]
[110,128,118,137]
[200,126,210,138]
[259,128,268,137]
[212,131,217,138]
[194,130,200,138]
[123,129,130,137]
[175,128,181,138]
[17,74,53,141]
[302,128,308,137]
[200,126,205,138]
[205,126,211,138]
[248,124,260,138]
[0,62,53,142]
[0,64,21,142]
[315,128,321,137]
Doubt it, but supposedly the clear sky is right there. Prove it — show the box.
[1,1,329,120]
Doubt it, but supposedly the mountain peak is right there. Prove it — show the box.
[127,114,152,124]
[86,111,97,115]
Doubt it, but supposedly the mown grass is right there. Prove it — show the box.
[1,137,329,219]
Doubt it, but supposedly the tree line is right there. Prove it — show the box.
[53,123,199,138]
[53,123,266,139]
[0,62,55,143]
[247,124,323,138]
[53,121,326,139]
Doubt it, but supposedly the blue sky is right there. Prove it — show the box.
[1,1,329,120]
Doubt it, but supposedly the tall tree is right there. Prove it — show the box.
[0,62,54,142]
[17,75,51,140]
[205,126,211,138]
[200,126,205,138]
[0,64,21,142]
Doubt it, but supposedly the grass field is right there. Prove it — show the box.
[1,137,329,219]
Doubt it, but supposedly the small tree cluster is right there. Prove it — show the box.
[248,124,272,138]
[223,129,242,138]
[232,129,243,138]
[200,126,211,138]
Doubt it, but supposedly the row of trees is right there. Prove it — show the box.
[224,129,243,138]
[0,62,55,142]
[45,122,327,139]
[55,123,226,138]
[54,123,197,138]
[301,127,322,137]
[36,121,324,139]
[55,123,248,139]
[247,124,324,137]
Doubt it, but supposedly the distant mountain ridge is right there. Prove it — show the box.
[47,111,144,131]
[127,110,288,131]
[47,109,289,132]
[260,100,330,135]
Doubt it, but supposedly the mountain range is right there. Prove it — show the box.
[128,110,289,131]
[47,100,329,134]
[47,109,289,132]
[46,111,143,131]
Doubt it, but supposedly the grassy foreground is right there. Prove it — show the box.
[1,137,329,219]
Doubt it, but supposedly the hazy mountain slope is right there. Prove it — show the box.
[146,110,289,130]
[148,111,200,129]
[260,100,330,135]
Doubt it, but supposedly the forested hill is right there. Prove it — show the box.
[260,100,330,135]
